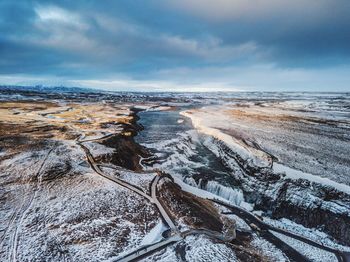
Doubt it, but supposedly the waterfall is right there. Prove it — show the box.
[183,177,244,206]
[204,180,244,206]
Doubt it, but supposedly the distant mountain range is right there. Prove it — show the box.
[0,85,96,93]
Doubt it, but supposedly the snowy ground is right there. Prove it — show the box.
[178,95,350,250]
[181,97,350,186]
[0,100,161,261]
[0,139,160,261]
[1,90,349,261]
[140,235,239,262]
[100,166,156,195]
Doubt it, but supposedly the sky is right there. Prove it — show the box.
[0,0,350,92]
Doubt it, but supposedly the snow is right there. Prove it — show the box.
[1,150,35,168]
[180,99,350,186]
[180,110,271,168]
[0,138,160,262]
[0,149,6,157]
[270,231,337,262]
[147,106,172,112]
[173,176,253,210]
[250,235,289,262]
[133,105,151,110]
[141,129,205,174]
[223,213,251,232]
[263,217,350,252]
[175,176,229,202]
[140,220,167,245]
[82,141,115,157]
[140,126,251,209]
[239,201,254,211]
[140,245,178,262]
[273,162,350,194]
[100,166,156,194]
[141,235,238,262]
[2,90,349,261]
[183,235,238,261]
[183,177,244,206]
[177,119,184,124]
[133,105,172,112]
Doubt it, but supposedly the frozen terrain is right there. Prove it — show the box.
[180,94,350,246]
[0,99,161,261]
[0,87,349,261]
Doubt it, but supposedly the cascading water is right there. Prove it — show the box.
[135,108,245,205]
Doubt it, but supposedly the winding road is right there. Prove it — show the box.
[78,142,153,202]
[116,235,183,262]
[77,132,349,262]
[77,133,237,262]
[150,175,177,231]
[212,199,350,262]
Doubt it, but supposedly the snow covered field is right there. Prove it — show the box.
[0,98,162,261]
[179,94,350,247]
[1,89,349,261]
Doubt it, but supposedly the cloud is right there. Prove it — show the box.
[13,4,260,66]
[159,35,258,61]
[2,63,350,92]
[35,5,88,30]
[32,5,109,55]
[165,0,346,22]
[0,0,349,91]
[0,74,244,92]
[165,0,350,66]
[149,64,350,91]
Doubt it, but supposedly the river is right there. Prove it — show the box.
[135,107,244,205]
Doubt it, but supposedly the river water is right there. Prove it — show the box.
[135,107,243,204]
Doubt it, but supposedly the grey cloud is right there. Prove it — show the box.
[0,0,349,91]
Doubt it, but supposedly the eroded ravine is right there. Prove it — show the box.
[76,126,236,261]
[1,90,349,261]
[134,107,350,262]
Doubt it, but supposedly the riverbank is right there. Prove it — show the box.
[179,102,350,246]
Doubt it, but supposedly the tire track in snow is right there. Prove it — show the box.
[10,146,55,262]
